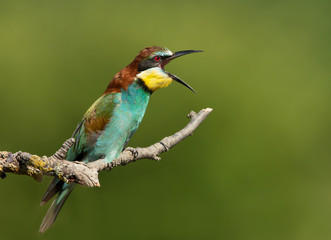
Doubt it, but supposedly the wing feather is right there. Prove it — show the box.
[40,93,117,205]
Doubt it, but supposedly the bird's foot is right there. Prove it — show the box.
[125,147,139,159]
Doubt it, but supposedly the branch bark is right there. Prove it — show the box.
[0,108,213,187]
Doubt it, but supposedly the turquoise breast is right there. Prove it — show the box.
[89,80,150,163]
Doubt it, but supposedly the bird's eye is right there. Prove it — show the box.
[154,56,161,61]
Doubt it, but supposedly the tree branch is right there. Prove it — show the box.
[0,108,213,187]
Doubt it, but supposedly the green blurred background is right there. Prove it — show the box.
[1,0,331,239]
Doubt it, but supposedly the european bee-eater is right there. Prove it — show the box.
[39,46,201,233]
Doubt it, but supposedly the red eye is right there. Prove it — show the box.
[154,56,161,61]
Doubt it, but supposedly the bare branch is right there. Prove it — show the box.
[0,108,213,187]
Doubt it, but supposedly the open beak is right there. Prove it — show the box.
[162,50,203,94]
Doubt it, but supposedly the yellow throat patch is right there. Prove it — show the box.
[137,67,172,92]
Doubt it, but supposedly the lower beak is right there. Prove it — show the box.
[162,50,202,93]
[167,72,197,94]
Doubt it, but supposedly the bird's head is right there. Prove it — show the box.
[105,46,201,94]
[134,46,202,93]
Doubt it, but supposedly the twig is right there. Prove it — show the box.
[0,108,213,187]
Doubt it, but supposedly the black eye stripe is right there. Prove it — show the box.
[138,55,165,72]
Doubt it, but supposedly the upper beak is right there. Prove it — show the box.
[167,50,203,61]
[162,50,203,94]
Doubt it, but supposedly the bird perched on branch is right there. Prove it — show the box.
[39,46,201,233]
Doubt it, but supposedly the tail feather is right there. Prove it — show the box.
[39,184,74,233]
[40,178,64,206]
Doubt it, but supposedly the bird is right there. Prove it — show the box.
[39,46,201,233]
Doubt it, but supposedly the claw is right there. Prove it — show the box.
[126,147,139,159]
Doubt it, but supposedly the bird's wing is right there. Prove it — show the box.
[66,93,118,162]
[40,93,118,205]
